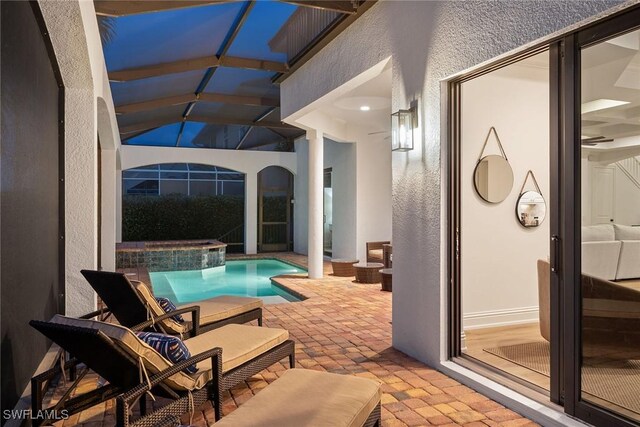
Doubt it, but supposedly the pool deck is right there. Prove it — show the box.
[45,253,536,427]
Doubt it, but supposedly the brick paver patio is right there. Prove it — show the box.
[44,253,536,427]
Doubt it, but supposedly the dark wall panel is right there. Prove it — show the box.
[1,1,62,413]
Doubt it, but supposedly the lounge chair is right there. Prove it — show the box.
[80,270,263,338]
[366,241,390,264]
[30,315,295,426]
[122,368,382,427]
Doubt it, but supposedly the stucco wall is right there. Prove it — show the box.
[281,0,628,366]
[39,0,121,316]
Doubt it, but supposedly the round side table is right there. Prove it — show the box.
[379,268,392,292]
[354,263,384,283]
[331,258,359,277]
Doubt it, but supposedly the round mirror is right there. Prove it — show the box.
[516,191,546,227]
[473,155,514,203]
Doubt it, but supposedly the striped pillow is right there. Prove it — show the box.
[155,297,185,323]
[136,332,197,374]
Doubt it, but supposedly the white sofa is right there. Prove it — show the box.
[582,224,640,280]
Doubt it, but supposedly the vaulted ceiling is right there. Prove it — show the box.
[96,0,375,150]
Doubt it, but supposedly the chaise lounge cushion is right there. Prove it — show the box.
[48,315,206,391]
[214,369,381,427]
[179,296,263,326]
[130,280,187,334]
[184,323,288,373]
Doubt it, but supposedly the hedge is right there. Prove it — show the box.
[122,194,245,242]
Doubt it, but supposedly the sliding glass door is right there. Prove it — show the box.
[450,5,640,426]
[561,10,640,425]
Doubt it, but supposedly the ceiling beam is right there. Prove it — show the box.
[120,116,297,134]
[189,115,296,130]
[280,1,357,14]
[220,56,288,73]
[116,94,195,115]
[94,1,226,17]
[95,0,357,17]
[200,93,279,107]
[115,93,279,114]
[108,55,287,82]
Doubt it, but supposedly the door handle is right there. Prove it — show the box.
[550,235,561,273]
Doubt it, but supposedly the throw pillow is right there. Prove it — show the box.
[136,331,197,374]
[155,297,185,323]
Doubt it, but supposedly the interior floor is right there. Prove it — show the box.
[464,323,550,391]
[464,322,640,423]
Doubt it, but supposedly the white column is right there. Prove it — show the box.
[245,172,258,254]
[101,149,117,271]
[307,129,324,278]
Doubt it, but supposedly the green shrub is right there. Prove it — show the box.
[122,195,244,242]
[262,196,288,222]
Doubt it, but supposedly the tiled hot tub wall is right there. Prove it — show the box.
[116,240,227,272]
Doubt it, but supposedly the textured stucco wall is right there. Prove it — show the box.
[281,0,630,367]
[39,0,121,316]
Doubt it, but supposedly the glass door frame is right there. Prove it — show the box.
[447,45,562,403]
[560,7,640,426]
[447,5,640,426]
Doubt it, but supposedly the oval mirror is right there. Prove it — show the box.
[473,155,514,203]
[516,190,546,227]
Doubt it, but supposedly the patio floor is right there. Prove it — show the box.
[45,253,537,427]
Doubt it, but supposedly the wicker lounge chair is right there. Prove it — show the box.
[366,241,390,264]
[80,270,263,338]
[30,315,295,426]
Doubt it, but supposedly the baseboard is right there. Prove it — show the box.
[463,306,539,330]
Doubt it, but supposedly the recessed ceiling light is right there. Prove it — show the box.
[360,105,371,111]
[581,99,630,114]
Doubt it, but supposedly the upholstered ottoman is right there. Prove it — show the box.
[214,368,382,426]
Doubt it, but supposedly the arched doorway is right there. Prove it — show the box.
[258,166,293,252]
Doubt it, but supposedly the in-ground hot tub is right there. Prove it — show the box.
[116,240,226,272]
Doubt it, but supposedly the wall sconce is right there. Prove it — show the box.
[391,106,417,151]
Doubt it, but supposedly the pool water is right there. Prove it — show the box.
[150,259,305,304]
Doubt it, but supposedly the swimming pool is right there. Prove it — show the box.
[149,259,306,304]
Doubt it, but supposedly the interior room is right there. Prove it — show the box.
[459,51,552,390]
[578,27,640,422]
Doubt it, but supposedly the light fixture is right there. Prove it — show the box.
[359,105,371,111]
[391,106,416,151]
